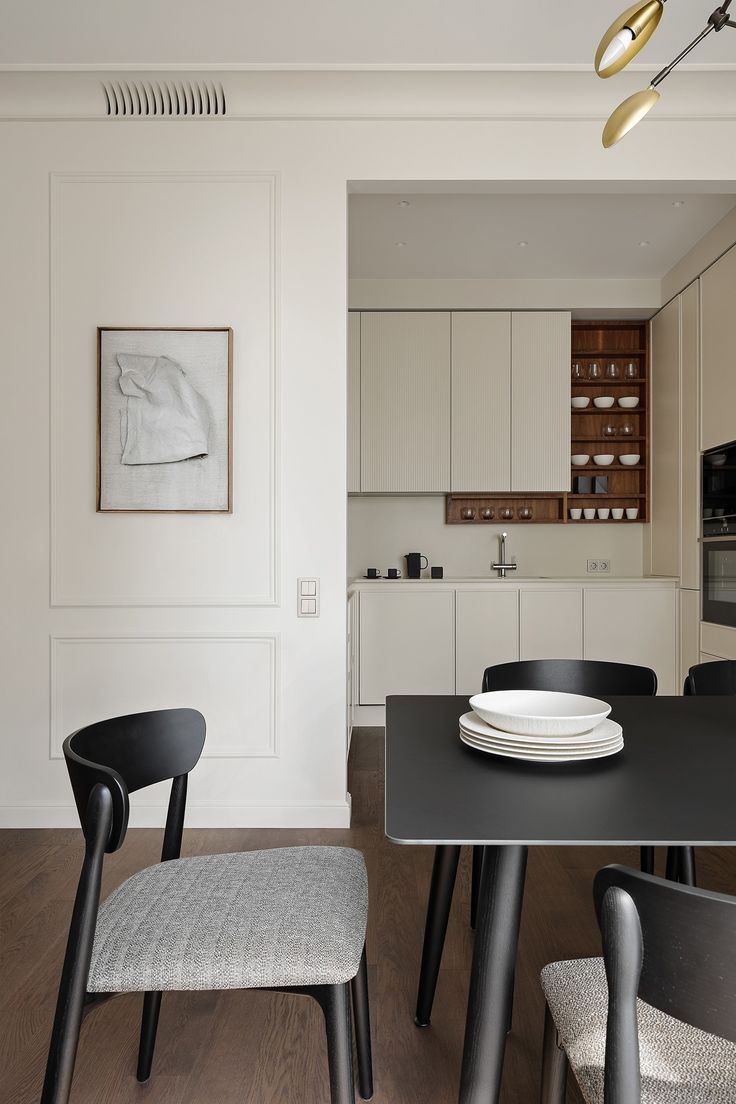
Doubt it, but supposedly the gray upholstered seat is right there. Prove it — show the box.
[541,957,736,1104]
[89,846,368,993]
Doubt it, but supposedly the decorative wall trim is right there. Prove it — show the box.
[49,170,281,607]
[49,632,281,759]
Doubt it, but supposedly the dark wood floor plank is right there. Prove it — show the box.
[2,727,735,1103]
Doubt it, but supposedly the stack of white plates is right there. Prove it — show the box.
[459,690,623,763]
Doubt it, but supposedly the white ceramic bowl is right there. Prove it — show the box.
[617,397,639,409]
[593,396,615,409]
[571,454,590,466]
[626,507,639,520]
[583,508,596,519]
[619,454,640,466]
[597,508,611,519]
[569,508,582,519]
[612,508,624,519]
[593,454,614,466]
[571,396,590,409]
[469,689,611,737]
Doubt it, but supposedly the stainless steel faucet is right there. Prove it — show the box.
[491,531,517,579]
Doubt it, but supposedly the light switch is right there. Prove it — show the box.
[297,578,320,616]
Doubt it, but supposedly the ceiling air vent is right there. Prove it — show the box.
[102,80,226,118]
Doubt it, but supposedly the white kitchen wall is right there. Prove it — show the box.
[3,71,736,827]
[348,496,645,580]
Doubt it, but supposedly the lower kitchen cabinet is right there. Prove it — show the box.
[679,588,700,687]
[520,588,583,663]
[456,589,519,695]
[358,589,455,705]
[583,588,677,694]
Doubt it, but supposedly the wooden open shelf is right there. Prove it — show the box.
[445,320,650,524]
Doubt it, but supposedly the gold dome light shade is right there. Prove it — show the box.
[595,0,665,77]
[602,86,661,147]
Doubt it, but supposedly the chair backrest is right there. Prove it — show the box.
[595,865,736,1046]
[63,708,206,853]
[481,659,657,697]
[685,659,736,696]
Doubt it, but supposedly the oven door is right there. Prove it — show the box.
[702,538,736,628]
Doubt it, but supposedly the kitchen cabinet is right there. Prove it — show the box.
[451,312,511,492]
[455,588,519,695]
[511,312,571,492]
[680,588,700,686]
[359,311,451,493]
[358,588,455,704]
[680,281,700,591]
[701,242,736,452]
[583,587,677,694]
[347,312,361,493]
[650,296,681,577]
[520,588,582,662]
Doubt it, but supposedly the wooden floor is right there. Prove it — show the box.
[3,728,736,1104]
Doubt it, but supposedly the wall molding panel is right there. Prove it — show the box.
[49,170,280,607]
[50,632,281,759]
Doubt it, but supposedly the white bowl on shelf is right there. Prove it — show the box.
[571,454,590,466]
[597,508,611,520]
[612,508,624,519]
[583,508,596,519]
[618,397,640,409]
[569,508,582,519]
[593,454,614,466]
[593,396,615,409]
[626,507,640,520]
[571,396,591,409]
[468,689,611,738]
[619,454,640,466]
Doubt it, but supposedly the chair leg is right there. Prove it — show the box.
[470,845,484,930]
[540,1001,568,1104]
[639,846,655,875]
[318,984,355,1104]
[350,948,373,1101]
[137,991,163,1083]
[665,846,680,882]
[415,844,461,1027]
[678,846,697,887]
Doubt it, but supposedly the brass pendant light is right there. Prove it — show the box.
[596,0,736,147]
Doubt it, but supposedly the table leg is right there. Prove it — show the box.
[458,845,528,1104]
[415,844,461,1026]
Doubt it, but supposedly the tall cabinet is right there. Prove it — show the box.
[701,243,736,452]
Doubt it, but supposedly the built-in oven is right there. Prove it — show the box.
[702,441,736,626]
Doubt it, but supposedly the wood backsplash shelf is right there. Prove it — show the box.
[446,319,650,524]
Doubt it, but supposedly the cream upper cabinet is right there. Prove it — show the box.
[510,311,571,492]
[680,281,701,591]
[701,243,736,451]
[649,296,681,577]
[360,311,451,493]
[347,312,361,493]
[451,312,511,492]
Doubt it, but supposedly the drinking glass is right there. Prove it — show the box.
[480,507,495,520]
[605,362,620,380]
[571,362,585,380]
[603,423,617,437]
[461,507,476,520]
[588,362,602,380]
[500,507,514,520]
[624,362,638,380]
[620,423,634,437]
[517,506,533,520]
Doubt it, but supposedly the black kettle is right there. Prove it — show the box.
[404,553,428,579]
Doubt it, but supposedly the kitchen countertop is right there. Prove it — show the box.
[349,576,678,590]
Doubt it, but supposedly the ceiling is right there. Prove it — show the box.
[348,190,736,280]
[3,0,736,68]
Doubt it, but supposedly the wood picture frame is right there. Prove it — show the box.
[97,327,233,513]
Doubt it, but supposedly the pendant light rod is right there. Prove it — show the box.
[650,22,715,86]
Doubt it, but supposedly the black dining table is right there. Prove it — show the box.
[385,693,736,1104]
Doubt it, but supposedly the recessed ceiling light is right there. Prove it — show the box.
[638,240,651,247]
[397,200,411,207]
[672,200,685,208]
[395,241,407,248]
[517,240,529,248]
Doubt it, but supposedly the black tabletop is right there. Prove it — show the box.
[385,695,736,846]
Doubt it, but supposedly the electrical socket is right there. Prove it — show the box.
[587,559,611,574]
[586,559,598,572]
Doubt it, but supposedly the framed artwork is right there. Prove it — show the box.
[97,327,232,512]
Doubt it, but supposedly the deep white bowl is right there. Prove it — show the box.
[593,396,615,409]
[593,454,614,466]
[619,454,640,466]
[571,454,590,466]
[571,397,590,409]
[617,397,639,409]
[468,690,611,737]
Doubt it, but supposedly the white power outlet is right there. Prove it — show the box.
[587,559,611,574]
[587,559,598,572]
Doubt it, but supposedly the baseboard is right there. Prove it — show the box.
[353,705,385,726]
[0,800,352,829]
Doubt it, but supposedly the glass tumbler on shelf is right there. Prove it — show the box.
[624,362,638,380]
[603,423,617,437]
[588,361,602,381]
[480,507,495,520]
[461,507,476,520]
[500,506,514,520]
[620,423,634,437]
[571,362,584,381]
[518,506,533,520]
[605,362,620,381]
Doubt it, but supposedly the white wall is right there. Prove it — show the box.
[3,71,736,827]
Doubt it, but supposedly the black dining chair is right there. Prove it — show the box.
[664,659,736,888]
[540,864,736,1103]
[42,708,373,1104]
[415,658,657,1029]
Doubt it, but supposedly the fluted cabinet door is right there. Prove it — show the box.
[360,312,451,493]
[701,243,736,452]
[451,312,511,492]
[510,311,571,492]
[347,312,361,492]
